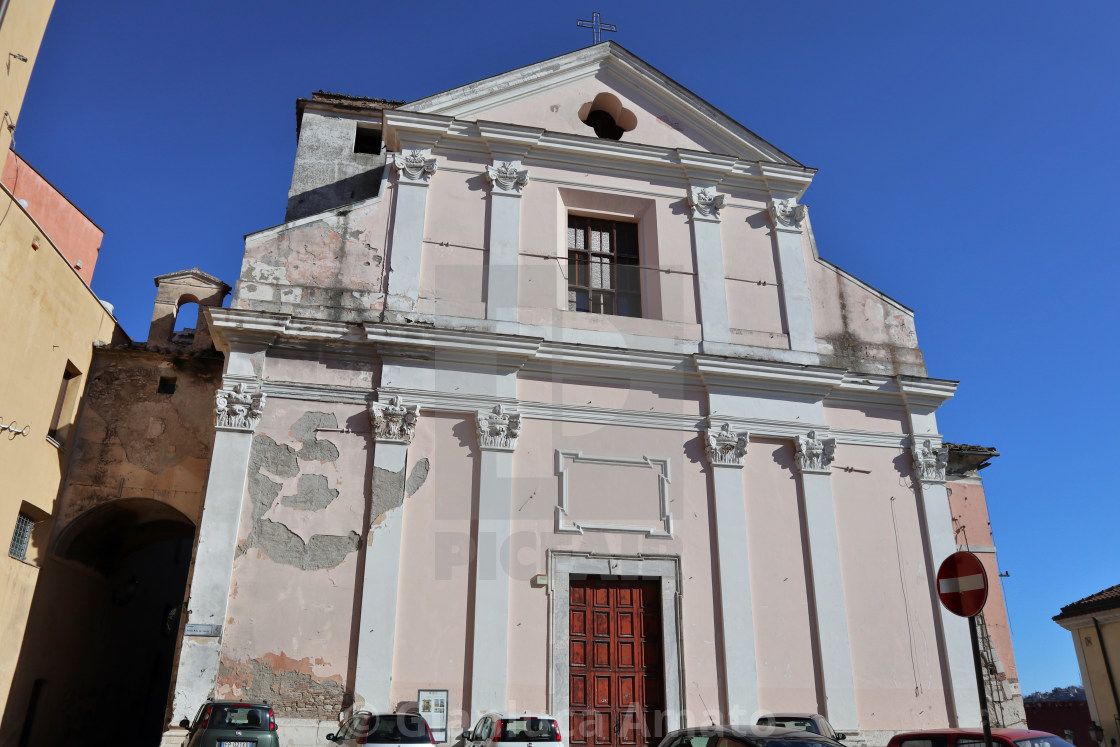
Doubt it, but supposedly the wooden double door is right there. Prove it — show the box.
[569,579,665,747]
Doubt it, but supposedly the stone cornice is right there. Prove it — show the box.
[364,324,542,366]
[695,355,847,399]
[1054,606,1120,632]
[380,109,815,196]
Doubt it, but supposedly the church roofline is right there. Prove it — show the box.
[400,41,805,167]
[153,267,231,292]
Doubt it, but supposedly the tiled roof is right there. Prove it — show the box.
[309,91,405,109]
[1053,584,1120,621]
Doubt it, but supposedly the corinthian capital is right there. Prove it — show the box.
[769,198,807,231]
[688,186,727,220]
[795,430,836,474]
[704,421,749,468]
[485,160,529,195]
[393,149,438,183]
[370,395,419,444]
[911,436,949,483]
[215,382,266,432]
[476,403,521,452]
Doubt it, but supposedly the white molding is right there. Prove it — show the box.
[554,450,673,538]
[1055,607,1120,632]
[911,435,949,484]
[688,185,727,221]
[370,394,419,444]
[214,383,266,432]
[393,148,438,183]
[769,197,807,233]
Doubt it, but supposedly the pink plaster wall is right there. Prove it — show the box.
[472,75,720,153]
[263,353,379,390]
[822,402,909,433]
[237,193,391,315]
[2,150,102,285]
[720,201,786,344]
[517,375,705,417]
[947,478,1018,681]
[505,418,721,723]
[417,155,489,319]
[390,414,476,726]
[742,439,819,712]
[831,445,950,729]
[220,399,370,709]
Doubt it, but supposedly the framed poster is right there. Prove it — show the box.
[418,689,449,743]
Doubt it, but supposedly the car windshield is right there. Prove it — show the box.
[759,719,820,735]
[1015,738,1077,747]
[762,741,830,747]
[498,718,558,741]
[362,714,431,744]
[208,704,269,731]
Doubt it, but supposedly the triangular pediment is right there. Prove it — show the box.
[402,42,799,165]
[152,267,230,292]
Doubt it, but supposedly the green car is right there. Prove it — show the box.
[180,700,280,747]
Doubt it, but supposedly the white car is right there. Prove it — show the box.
[328,712,436,746]
[463,712,564,747]
[756,714,845,741]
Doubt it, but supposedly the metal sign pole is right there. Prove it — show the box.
[968,615,994,747]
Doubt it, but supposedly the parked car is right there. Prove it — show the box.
[658,724,843,747]
[757,714,845,741]
[463,712,564,747]
[886,729,1077,747]
[327,712,435,746]
[179,700,279,747]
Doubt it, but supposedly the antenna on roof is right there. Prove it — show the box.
[576,11,617,44]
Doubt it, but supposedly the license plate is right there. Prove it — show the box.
[220,742,253,747]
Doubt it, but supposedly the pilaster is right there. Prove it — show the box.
[703,420,758,720]
[484,160,528,322]
[688,184,730,345]
[386,148,438,313]
[898,375,979,726]
[768,197,817,353]
[793,431,858,729]
[469,403,521,719]
[353,395,419,711]
[169,378,265,725]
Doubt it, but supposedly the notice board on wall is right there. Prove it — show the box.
[418,689,448,743]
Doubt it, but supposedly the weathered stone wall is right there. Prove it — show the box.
[287,111,387,221]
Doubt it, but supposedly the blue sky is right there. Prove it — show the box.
[16,1,1119,695]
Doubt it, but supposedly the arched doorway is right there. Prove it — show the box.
[1,499,196,747]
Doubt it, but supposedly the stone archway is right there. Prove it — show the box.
[0,498,196,747]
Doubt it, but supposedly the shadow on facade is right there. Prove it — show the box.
[0,498,195,747]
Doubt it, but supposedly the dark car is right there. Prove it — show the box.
[886,729,1077,747]
[327,712,435,747]
[659,724,844,747]
[179,700,279,747]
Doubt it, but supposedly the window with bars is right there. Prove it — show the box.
[9,512,33,561]
[567,215,641,318]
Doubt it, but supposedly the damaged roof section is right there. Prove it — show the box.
[295,91,405,138]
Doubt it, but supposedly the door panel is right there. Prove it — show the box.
[569,578,665,747]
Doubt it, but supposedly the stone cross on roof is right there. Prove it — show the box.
[576,11,617,44]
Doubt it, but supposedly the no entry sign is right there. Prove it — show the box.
[937,551,988,617]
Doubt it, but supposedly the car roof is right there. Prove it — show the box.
[759,714,822,720]
[670,725,837,740]
[205,700,271,706]
[479,712,558,720]
[890,730,1059,740]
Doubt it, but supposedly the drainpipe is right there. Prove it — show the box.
[1092,617,1120,739]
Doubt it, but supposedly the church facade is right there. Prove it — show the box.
[162,43,1016,747]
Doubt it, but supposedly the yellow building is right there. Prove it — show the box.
[1054,585,1120,746]
[0,0,127,723]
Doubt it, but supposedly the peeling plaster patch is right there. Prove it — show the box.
[241,429,356,570]
[218,654,346,717]
[244,519,360,571]
[291,412,340,462]
[240,283,274,301]
[368,458,429,541]
[280,474,338,510]
[405,459,429,496]
[279,287,303,304]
